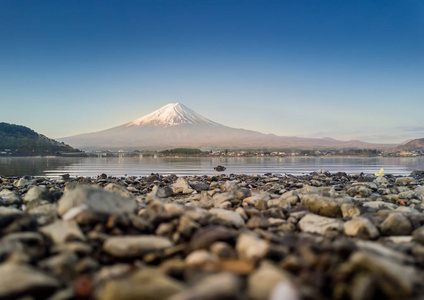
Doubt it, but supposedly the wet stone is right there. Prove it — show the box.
[103,235,173,258]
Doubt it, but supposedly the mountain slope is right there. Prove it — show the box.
[396,138,424,151]
[59,103,394,150]
[0,122,81,155]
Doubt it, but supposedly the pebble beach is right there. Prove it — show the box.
[1,170,424,299]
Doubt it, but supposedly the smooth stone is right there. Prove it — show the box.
[380,213,413,236]
[104,183,135,199]
[189,226,236,251]
[0,263,60,299]
[23,187,54,204]
[13,178,32,188]
[298,213,344,235]
[385,236,413,244]
[362,201,397,210]
[340,203,360,218]
[185,250,218,267]
[355,240,412,264]
[248,261,299,300]
[0,206,23,217]
[209,208,245,228]
[246,216,270,229]
[58,186,137,217]
[236,233,269,262]
[51,241,92,255]
[347,185,372,197]
[156,186,174,198]
[348,251,418,298]
[40,220,86,244]
[169,272,242,300]
[212,192,234,207]
[301,195,349,218]
[374,176,388,186]
[189,181,210,192]
[344,217,379,239]
[98,268,185,300]
[415,186,424,201]
[103,235,173,258]
[171,178,194,194]
[209,241,237,259]
[0,190,22,206]
[412,226,424,244]
[270,281,301,300]
[395,177,417,186]
[39,252,79,275]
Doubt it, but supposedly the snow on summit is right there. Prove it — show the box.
[126,103,219,127]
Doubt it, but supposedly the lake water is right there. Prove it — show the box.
[1,156,424,178]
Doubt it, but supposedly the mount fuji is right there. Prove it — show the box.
[59,103,392,150]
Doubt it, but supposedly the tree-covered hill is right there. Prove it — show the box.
[0,122,83,156]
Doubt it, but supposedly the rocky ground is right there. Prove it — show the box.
[1,170,424,299]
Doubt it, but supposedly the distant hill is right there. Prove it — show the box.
[396,138,424,151]
[0,122,82,156]
[59,103,395,151]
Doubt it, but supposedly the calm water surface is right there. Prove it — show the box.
[1,156,424,178]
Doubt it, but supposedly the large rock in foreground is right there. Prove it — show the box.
[57,186,137,217]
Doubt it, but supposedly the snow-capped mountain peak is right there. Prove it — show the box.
[126,103,219,127]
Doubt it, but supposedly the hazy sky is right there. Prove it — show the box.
[1,0,423,143]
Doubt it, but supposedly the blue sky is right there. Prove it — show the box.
[1,0,423,143]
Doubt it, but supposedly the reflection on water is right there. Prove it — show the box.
[0,157,82,177]
[2,156,424,178]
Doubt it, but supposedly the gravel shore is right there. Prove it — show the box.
[1,170,424,299]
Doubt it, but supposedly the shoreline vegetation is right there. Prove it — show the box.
[2,147,423,158]
[1,170,424,298]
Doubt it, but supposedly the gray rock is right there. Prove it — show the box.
[189,181,210,192]
[13,178,32,188]
[355,240,412,264]
[39,252,79,276]
[236,233,269,262]
[40,220,86,244]
[103,235,173,258]
[395,177,417,186]
[344,217,379,239]
[170,272,242,300]
[104,183,135,199]
[246,216,270,229]
[185,250,218,267]
[23,186,54,204]
[347,185,372,197]
[172,178,194,194]
[98,268,185,300]
[156,186,174,198]
[212,192,234,207]
[348,251,418,298]
[340,203,360,218]
[415,186,424,201]
[380,213,413,236]
[0,206,22,216]
[209,208,245,227]
[301,195,349,218]
[57,186,137,217]
[0,263,60,299]
[0,190,22,206]
[362,201,397,210]
[374,176,388,186]
[298,213,344,235]
[189,226,236,250]
[412,226,424,244]
[248,261,299,300]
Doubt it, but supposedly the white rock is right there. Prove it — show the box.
[298,213,344,235]
[236,233,269,262]
[209,208,245,227]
